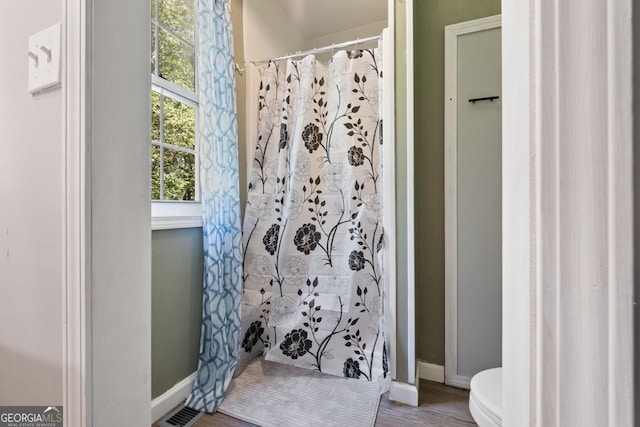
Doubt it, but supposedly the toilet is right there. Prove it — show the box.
[469,367,502,427]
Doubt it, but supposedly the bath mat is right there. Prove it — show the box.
[217,358,381,427]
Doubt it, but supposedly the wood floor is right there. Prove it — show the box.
[189,380,476,427]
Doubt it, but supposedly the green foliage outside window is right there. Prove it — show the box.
[151,0,198,201]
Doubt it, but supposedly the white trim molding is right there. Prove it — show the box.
[152,216,203,230]
[445,375,470,390]
[151,373,196,423]
[443,14,501,391]
[502,0,532,423]
[152,201,203,230]
[389,381,419,407]
[382,25,397,382]
[404,0,416,386]
[417,361,444,384]
[62,0,90,425]
[503,0,634,425]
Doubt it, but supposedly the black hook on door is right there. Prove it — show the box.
[469,96,500,104]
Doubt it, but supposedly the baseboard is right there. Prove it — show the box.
[417,361,445,383]
[446,374,471,390]
[389,381,419,407]
[151,372,196,423]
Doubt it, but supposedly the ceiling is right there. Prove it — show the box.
[272,0,387,41]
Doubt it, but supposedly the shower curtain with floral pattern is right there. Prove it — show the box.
[242,47,388,386]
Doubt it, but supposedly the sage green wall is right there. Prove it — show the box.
[394,0,410,384]
[414,0,501,365]
[151,228,203,398]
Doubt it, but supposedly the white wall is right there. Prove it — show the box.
[0,1,63,405]
[90,0,152,425]
[303,20,387,51]
[243,0,304,62]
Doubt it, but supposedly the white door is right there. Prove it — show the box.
[444,16,502,388]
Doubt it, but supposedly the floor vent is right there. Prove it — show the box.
[157,405,203,427]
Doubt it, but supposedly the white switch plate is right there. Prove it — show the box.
[28,22,62,94]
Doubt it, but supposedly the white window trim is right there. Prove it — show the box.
[150,81,202,230]
[152,201,202,230]
[151,7,201,231]
[152,74,197,106]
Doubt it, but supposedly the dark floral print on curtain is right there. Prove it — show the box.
[234,290,270,378]
[242,321,265,352]
[242,45,389,387]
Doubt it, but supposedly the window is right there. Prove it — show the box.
[151,0,201,228]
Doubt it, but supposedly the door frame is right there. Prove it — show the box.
[62,0,152,424]
[501,0,634,423]
[62,0,90,423]
[444,14,501,390]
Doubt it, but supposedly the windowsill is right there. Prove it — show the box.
[152,201,203,230]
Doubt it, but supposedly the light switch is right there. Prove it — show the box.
[28,23,62,94]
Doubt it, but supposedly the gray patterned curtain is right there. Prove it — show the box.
[241,47,389,386]
[187,0,243,413]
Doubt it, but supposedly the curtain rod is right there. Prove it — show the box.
[250,35,381,65]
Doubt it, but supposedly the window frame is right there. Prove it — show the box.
[151,0,202,230]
